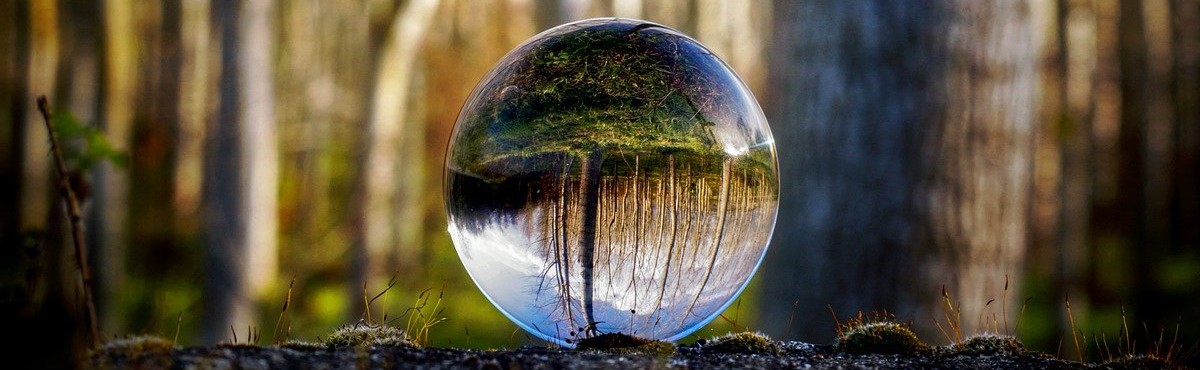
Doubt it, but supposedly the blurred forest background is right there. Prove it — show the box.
[1,0,1198,367]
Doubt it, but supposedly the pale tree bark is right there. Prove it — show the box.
[352,0,440,316]
[925,2,1039,338]
[610,0,642,19]
[93,0,137,335]
[175,0,213,231]
[239,0,279,299]
[694,0,768,93]
[760,0,1039,342]
[202,0,278,344]
[21,0,58,232]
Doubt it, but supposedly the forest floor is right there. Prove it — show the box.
[89,334,1187,369]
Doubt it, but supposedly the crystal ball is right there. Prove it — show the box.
[445,18,778,346]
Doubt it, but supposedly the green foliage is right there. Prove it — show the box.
[52,110,128,171]
[574,333,676,356]
[700,331,780,355]
[453,21,736,181]
[323,324,412,348]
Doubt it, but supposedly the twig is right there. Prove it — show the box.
[1066,293,1083,362]
[174,311,183,345]
[38,96,101,347]
[272,277,296,344]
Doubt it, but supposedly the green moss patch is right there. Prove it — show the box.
[88,335,175,368]
[451,19,773,182]
[574,332,676,356]
[277,340,325,351]
[945,334,1026,356]
[700,331,780,355]
[323,324,412,348]
[836,321,930,356]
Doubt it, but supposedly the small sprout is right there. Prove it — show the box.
[700,331,780,355]
[946,334,1026,356]
[323,324,413,348]
[574,332,676,356]
[88,335,175,368]
[836,321,929,355]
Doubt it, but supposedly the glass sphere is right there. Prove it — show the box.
[445,18,778,346]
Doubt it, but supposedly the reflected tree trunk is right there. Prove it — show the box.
[578,150,603,329]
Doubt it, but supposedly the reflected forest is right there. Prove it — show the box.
[446,19,778,344]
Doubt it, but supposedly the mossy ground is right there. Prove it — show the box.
[699,331,780,355]
[1100,354,1187,370]
[836,321,931,355]
[84,328,1194,369]
[946,334,1027,356]
[88,335,175,369]
[573,332,676,356]
[322,324,413,348]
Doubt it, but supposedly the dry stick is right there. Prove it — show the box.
[1168,317,1180,360]
[1003,274,1009,335]
[783,299,799,339]
[828,304,843,337]
[1101,329,1112,361]
[1121,305,1131,354]
[272,277,296,344]
[1014,297,1033,335]
[174,311,183,345]
[38,96,102,347]
[1066,293,1083,362]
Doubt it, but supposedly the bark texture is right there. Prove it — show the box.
[760,0,1039,341]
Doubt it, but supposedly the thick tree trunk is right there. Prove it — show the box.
[21,0,58,232]
[351,0,439,319]
[1172,0,1200,252]
[579,150,603,329]
[92,0,137,334]
[1053,0,1097,345]
[760,0,1038,341]
[201,0,278,344]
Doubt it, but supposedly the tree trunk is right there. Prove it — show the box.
[760,0,1039,341]
[351,0,440,319]
[1054,0,1095,340]
[1172,0,1200,253]
[201,0,278,344]
[21,0,58,232]
[0,0,26,234]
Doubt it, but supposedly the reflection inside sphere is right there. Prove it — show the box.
[444,18,779,346]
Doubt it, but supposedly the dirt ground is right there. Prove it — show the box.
[89,339,1189,369]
